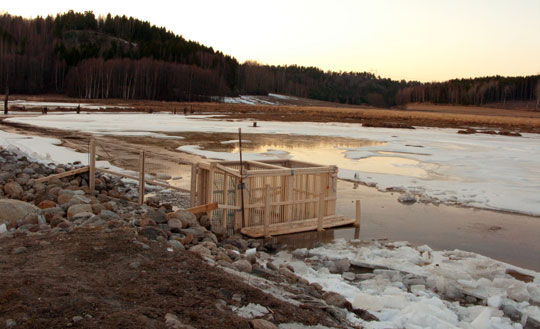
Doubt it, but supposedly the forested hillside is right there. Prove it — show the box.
[1,11,539,108]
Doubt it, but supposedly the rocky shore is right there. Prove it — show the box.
[0,146,364,328]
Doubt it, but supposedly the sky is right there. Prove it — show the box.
[2,0,540,82]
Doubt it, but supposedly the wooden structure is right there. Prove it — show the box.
[190,159,357,237]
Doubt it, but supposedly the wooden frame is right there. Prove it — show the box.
[192,159,355,237]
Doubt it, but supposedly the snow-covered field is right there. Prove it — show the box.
[6,113,540,217]
[223,94,297,105]
[270,240,540,328]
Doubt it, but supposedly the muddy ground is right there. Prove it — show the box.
[0,228,339,328]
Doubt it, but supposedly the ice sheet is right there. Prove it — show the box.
[6,113,540,216]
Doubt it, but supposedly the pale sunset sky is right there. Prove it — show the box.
[2,0,540,82]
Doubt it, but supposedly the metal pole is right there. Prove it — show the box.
[239,128,246,228]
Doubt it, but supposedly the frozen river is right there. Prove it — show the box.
[7,113,540,217]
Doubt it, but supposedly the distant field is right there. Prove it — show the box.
[5,95,540,133]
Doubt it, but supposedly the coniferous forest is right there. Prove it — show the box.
[1,11,539,108]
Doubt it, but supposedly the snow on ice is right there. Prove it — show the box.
[7,113,540,216]
[270,239,540,329]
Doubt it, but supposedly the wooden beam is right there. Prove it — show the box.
[317,192,324,232]
[190,164,197,207]
[89,139,96,191]
[215,163,241,178]
[138,151,145,205]
[185,202,218,214]
[247,160,288,170]
[35,166,89,183]
[263,184,271,238]
[355,200,361,227]
[241,215,355,238]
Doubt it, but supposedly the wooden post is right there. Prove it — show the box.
[317,192,324,231]
[355,200,361,227]
[264,184,271,238]
[138,151,145,205]
[190,164,197,207]
[3,84,8,115]
[207,163,215,219]
[222,173,229,232]
[89,139,96,192]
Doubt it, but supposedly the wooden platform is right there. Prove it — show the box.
[240,215,356,238]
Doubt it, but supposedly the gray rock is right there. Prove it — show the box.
[0,199,40,227]
[323,291,350,308]
[70,194,91,205]
[189,244,211,258]
[398,193,417,204]
[168,239,185,250]
[180,227,206,240]
[133,240,150,249]
[5,319,16,328]
[67,204,93,219]
[171,210,198,227]
[167,217,184,232]
[72,316,83,323]
[199,214,211,229]
[129,261,140,269]
[99,210,120,221]
[233,259,252,273]
[251,319,278,329]
[3,182,24,198]
[12,246,27,255]
[145,208,167,224]
[71,212,94,221]
[139,226,167,241]
[164,313,196,329]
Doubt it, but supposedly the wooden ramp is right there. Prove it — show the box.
[241,215,356,238]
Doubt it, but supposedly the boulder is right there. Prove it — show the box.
[189,244,211,258]
[3,182,23,198]
[233,259,252,273]
[171,210,198,227]
[99,210,120,221]
[167,217,184,232]
[0,199,40,228]
[67,204,93,219]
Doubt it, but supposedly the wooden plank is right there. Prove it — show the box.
[89,138,96,191]
[286,175,294,221]
[35,166,89,183]
[263,184,271,238]
[355,200,361,227]
[234,176,242,231]
[245,167,334,177]
[207,164,215,218]
[247,160,288,170]
[215,163,241,178]
[222,173,229,231]
[96,168,189,192]
[190,164,197,207]
[241,215,355,238]
[138,151,145,205]
[185,202,218,214]
[317,192,324,231]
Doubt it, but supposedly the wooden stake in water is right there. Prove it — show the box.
[239,128,246,228]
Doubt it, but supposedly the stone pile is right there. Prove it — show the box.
[0,146,360,328]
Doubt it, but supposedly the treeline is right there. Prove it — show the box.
[396,76,540,108]
[0,11,539,108]
[0,11,236,100]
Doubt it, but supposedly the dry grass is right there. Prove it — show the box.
[8,94,540,133]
